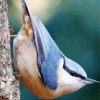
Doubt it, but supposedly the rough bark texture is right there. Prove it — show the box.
[0,0,20,100]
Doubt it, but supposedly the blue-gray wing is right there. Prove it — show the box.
[31,17,50,64]
[31,17,63,89]
[19,0,50,63]
[19,0,63,89]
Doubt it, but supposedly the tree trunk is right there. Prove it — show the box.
[0,0,20,100]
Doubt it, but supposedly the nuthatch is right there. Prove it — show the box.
[13,0,100,99]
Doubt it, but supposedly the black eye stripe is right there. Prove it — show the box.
[71,71,76,76]
[71,71,85,79]
[63,64,86,79]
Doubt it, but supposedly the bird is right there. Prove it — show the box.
[13,0,100,99]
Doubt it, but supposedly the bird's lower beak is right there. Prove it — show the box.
[84,78,100,84]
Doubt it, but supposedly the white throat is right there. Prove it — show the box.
[55,58,86,95]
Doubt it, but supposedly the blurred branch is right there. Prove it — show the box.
[0,0,20,100]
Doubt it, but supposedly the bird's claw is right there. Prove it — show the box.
[9,25,17,38]
[9,25,14,33]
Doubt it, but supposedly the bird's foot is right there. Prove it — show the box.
[9,25,14,33]
[9,25,17,38]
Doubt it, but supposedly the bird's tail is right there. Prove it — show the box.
[19,0,30,15]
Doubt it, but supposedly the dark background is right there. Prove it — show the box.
[8,0,100,100]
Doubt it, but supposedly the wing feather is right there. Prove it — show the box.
[19,0,63,89]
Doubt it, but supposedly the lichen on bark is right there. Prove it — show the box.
[0,0,20,100]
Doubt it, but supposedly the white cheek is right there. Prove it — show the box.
[56,59,85,90]
[56,59,75,85]
[57,66,77,86]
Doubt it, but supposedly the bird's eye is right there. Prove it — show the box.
[70,71,86,79]
[71,71,76,76]
[63,64,85,79]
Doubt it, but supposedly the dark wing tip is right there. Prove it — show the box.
[19,0,29,15]
[20,0,26,7]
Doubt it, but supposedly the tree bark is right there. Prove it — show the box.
[0,0,20,100]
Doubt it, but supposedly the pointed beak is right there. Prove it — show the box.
[84,78,100,84]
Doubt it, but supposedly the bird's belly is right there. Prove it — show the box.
[14,37,79,99]
[14,38,59,99]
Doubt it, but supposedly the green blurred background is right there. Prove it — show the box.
[8,0,100,100]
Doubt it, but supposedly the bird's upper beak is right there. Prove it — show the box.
[84,78,100,84]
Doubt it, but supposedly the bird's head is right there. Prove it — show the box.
[57,58,100,93]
